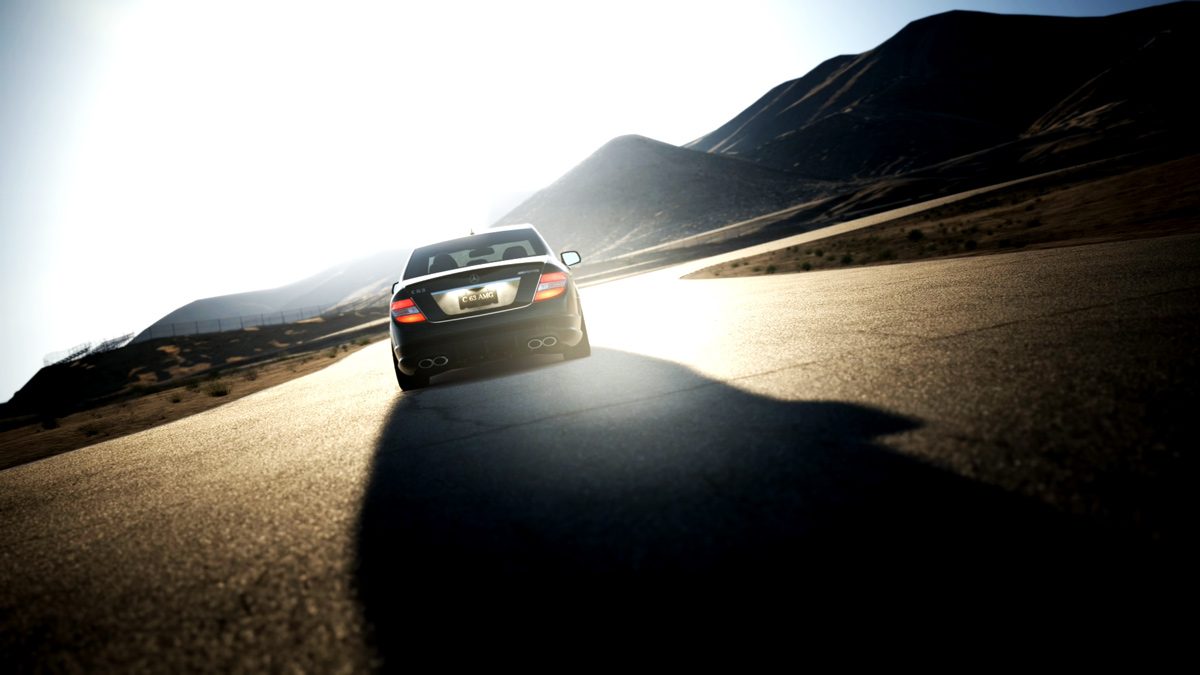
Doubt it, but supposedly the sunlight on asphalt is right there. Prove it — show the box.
[580,266,820,395]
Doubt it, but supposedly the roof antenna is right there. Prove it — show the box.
[470,227,475,235]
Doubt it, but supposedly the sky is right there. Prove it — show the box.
[0,0,1175,402]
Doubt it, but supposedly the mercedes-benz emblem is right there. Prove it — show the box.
[468,274,480,284]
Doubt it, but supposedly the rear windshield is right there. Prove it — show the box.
[404,229,548,279]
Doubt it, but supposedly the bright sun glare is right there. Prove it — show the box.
[1,0,842,400]
[32,0,805,328]
[54,1,796,279]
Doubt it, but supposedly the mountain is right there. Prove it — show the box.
[131,249,407,343]
[495,135,826,260]
[496,4,1198,263]
[685,3,1200,179]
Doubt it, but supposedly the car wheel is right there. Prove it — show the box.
[393,352,429,391]
[562,317,591,360]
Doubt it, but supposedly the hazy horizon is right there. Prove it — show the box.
[0,0,1175,402]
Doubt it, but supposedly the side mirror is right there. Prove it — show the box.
[561,250,582,267]
[391,281,400,295]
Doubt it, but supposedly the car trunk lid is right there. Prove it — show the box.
[402,256,549,322]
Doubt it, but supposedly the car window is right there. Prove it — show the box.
[405,230,548,279]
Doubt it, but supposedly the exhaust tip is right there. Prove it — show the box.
[527,338,543,350]
[418,356,448,369]
[542,336,558,347]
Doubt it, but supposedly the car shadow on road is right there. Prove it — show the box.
[425,353,566,390]
[354,348,1140,652]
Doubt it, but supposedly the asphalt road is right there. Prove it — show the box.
[3,233,1197,667]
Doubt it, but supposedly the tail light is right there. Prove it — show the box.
[391,298,427,324]
[533,271,568,302]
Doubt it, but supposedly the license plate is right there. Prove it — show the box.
[459,288,498,310]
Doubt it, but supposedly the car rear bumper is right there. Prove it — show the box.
[390,292,583,376]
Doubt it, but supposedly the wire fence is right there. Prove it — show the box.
[337,292,391,313]
[43,291,392,368]
[43,333,136,367]
[133,304,332,342]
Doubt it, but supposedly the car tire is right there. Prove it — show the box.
[562,317,591,360]
[393,352,429,391]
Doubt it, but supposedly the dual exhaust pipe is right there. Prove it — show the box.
[417,355,449,369]
[417,337,557,365]
[527,336,558,350]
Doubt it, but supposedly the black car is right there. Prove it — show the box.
[388,224,590,390]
